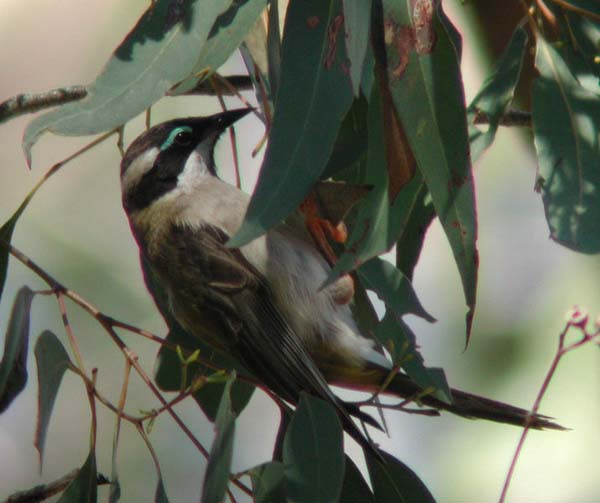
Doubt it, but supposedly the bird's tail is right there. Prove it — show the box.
[385,372,564,430]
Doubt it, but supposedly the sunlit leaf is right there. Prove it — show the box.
[533,36,600,253]
[250,461,286,503]
[201,373,237,503]
[366,450,435,503]
[468,26,528,160]
[229,0,353,247]
[0,286,34,413]
[380,0,478,343]
[57,451,98,503]
[283,393,344,503]
[24,0,231,164]
[171,0,268,95]
[34,330,73,467]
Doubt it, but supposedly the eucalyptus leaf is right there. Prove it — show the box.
[533,36,600,253]
[250,461,286,503]
[201,373,237,503]
[283,393,344,503]
[57,451,98,503]
[468,26,528,160]
[229,0,353,247]
[24,0,231,165]
[380,0,478,343]
[366,450,435,503]
[0,286,34,413]
[343,0,372,96]
[34,330,73,467]
[171,0,267,95]
[339,455,374,503]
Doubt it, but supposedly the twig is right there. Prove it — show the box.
[0,86,87,124]
[549,0,600,22]
[499,308,600,503]
[0,76,254,125]
[472,108,532,127]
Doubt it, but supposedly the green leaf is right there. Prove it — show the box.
[283,393,345,503]
[201,373,237,503]
[357,257,434,322]
[366,450,435,503]
[250,461,286,503]
[229,0,353,247]
[34,330,73,467]
[171,0,268,95]
[321,96,368,180]
[0,286,34,413]
[395,181,434,281]
[533,36,600,253]
[381,0,478,343]
[326,82,429,283]
[155,477,169,503]
[374,312,450,403]
[57,451,98,503]
[343,0,372,96]
[468,26,528,160]
[339,455,374,503]
[267,0,282,101]
[23,0,232,164]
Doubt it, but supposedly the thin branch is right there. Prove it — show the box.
[0,86,87,124]
[0,76,253,125]
[472,108,532,127]
[499,310,600,503]
[549,0,600,22]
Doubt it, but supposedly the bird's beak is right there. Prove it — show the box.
[210,108,252,135]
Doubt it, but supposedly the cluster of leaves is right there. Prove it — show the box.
[2,0,600,501]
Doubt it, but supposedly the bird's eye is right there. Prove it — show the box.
[161,126,194,151]
[174,130,193,146]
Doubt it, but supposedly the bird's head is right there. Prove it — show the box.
[120,108,251,214]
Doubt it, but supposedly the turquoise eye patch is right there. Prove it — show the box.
[160,126,193,151]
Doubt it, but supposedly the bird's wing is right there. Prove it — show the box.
[159,223,379,452]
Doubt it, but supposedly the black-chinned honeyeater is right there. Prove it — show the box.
[120,109,562,455]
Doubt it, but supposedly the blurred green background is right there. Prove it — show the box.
[1,1,599,501]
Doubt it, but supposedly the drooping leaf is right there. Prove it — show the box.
[283,393,345,503]
[170,0,268,95]
[533,35,600,253]
[321,96,369,180]
[366,450,435,503]
[57,451,98,503]
[374,312,450,403]
[34,330,73,467]
[468,26,528,160]
[379,0,478,343]
[155,477,169,503]
[326,81,423,283]
[229,0,353,247]
[395,181,434,281]
[0,286,35,413]
[339,455,374,503]
[267,0,283,101]
[250,461,286,503]
[24,0,232,164]
[343,0,372,96]
[201,373,237,503]
[357,257,434,322]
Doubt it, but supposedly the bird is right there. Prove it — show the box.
[119,108,562,455]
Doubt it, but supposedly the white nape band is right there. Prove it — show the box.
[121,147,159,195]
